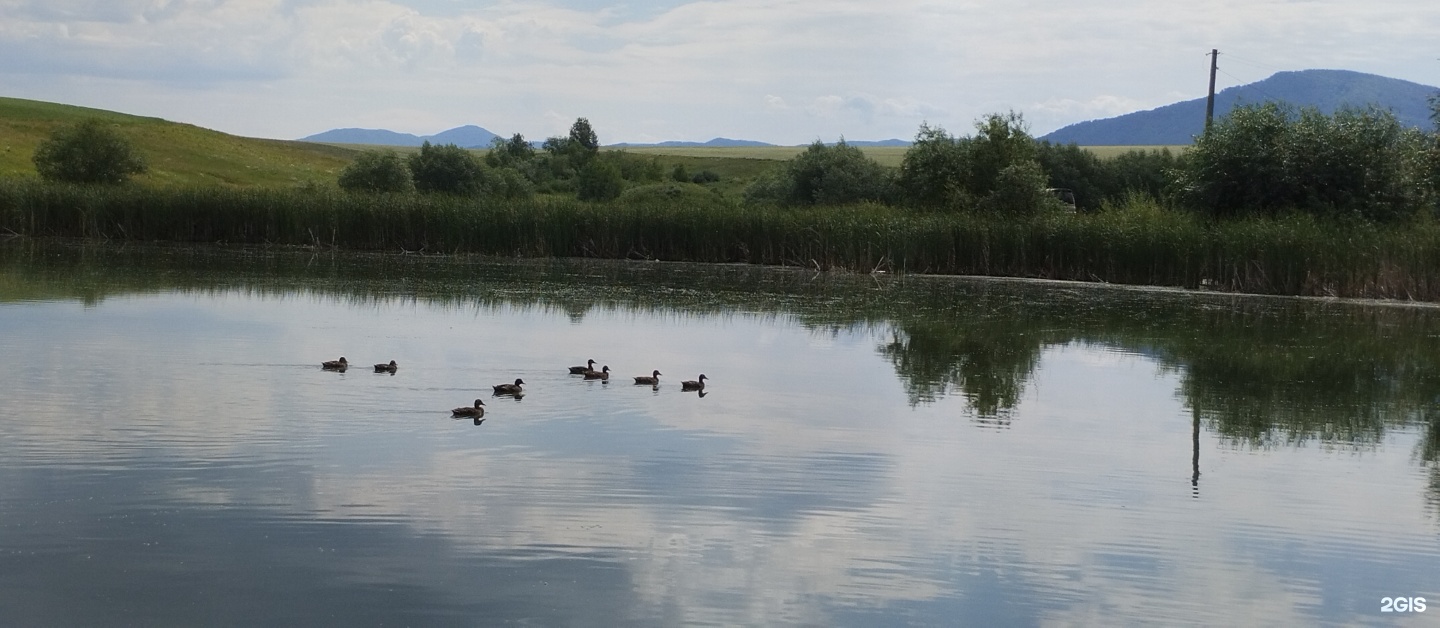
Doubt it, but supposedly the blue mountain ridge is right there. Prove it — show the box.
[1040,69,1439,146]
[300,125,499,148]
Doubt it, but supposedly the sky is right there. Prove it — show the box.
[2,0,1438,145]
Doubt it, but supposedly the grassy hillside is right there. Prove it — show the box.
[0,97,359,187]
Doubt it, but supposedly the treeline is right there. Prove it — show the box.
[336,118,704,203]
[6,101,1440,300]
[745,102,1440,222]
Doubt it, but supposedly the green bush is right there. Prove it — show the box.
[765,140,893,206]
[337,150,413,193]
[32,119,147,184]
[1178,103,1432,221]
[408,141,490,196]
[897,123,971,209]
[897,113,1041,212]
[619,182,729,209]
[980,160,1056,214]
[576,158,624,201]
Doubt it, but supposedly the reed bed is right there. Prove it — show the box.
[3,180,1438,300]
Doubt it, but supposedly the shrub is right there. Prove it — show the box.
[691,170,720,184]
[33,119,147,184]
[897,123,971,209]
[1178,103,1432,221]
[490,167,535,200]
[980,160,1057,214]
[779,140,894,206]
[576,158,624,201]
[485,134,535,169]
[742,171,795,206]
[619,182,730,209]
[408,141,490,196]
[671,164,690,183]
[337,150,414,193]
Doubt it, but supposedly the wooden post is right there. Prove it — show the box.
[1205,49,1219,133]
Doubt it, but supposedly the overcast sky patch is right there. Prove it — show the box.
[1,0,1436,143]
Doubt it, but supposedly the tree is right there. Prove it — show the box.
[1177,103,1430,221]
[782,140,894,205]
[967,111,1037,197]
[33,119,147,184]
[338,150,414,193]
[485,133,535,169]
[408,141,490,196]
[568,118,600,158]
[897,123,972,209]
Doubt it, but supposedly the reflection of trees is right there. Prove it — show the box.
[879,318,1045,419]
[7,240,1440,456]
[1152,305,1440,454]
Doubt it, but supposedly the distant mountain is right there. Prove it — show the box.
[300,125,500,148]
[302,128,426,146]
[426,125,500,148]
[1040,69,1440,146]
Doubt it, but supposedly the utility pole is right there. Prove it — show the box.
[1205,49,1219,133]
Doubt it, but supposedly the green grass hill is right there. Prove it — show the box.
[0,97,359,187]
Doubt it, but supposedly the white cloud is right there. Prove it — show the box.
[1,0,1436,142]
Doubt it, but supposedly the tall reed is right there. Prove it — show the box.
[2,180,1438,300]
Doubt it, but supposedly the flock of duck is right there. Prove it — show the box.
[320,356,708,425]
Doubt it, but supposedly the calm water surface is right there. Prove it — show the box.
[2,242,1439,626]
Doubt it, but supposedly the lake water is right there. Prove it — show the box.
[2,242,1438,626]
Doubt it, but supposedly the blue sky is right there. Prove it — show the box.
[2,0,1437,144]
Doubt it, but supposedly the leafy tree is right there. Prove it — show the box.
[568,117,600,158]
[1034,141,1112,212]
[338,150,414,193]
[576,157,624,201]
[778,140,894,205]
[485,133,535,169]
[1178,103,1431,221]
[33,119,147,184]
[408,141,490,196]
[898,123,972,209]
[967,111,1037,197]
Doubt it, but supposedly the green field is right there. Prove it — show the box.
[620,145,912,167]
[0,97,359,187]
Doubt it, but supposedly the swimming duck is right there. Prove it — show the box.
[452,399,485,418]
[568,359,598,375]
[634,370,662,385]
[374,360,398,373]
[583,365,610,381]
[322,357,348,370]
[681,374,707,391]
[493,378,525,395]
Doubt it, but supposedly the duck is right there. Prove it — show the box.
[322,357,348,370]
[374,360,398,373]
[493,378,525,395]
[583,365,610,381]
[681,374,708,391]
[633,370,662,385]
[452,399,485,418]
[568,359,598,375]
